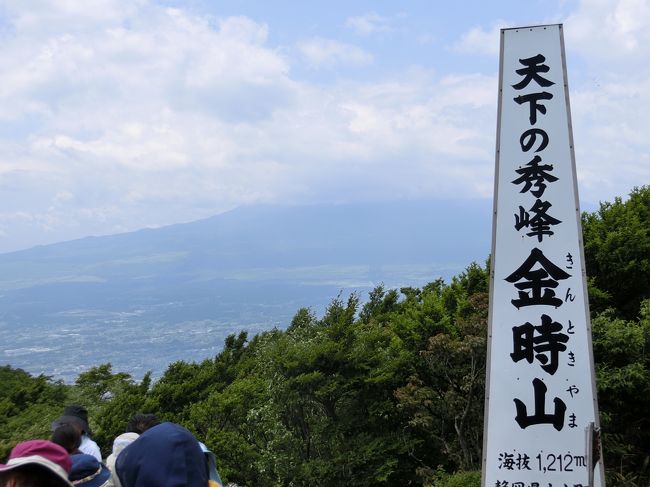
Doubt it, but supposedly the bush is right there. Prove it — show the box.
[439,471,481,487]
[426,468,481,487]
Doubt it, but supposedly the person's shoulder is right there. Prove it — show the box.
[79,435,102,461]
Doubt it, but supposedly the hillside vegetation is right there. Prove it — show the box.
[1,186,649,487]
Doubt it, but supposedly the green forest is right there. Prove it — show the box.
[1,186,649,487]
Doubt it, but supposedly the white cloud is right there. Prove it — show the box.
[297,37,373,67]
[447,1,650,207]
[565,0,650,63]
[570,75,650,200]
[345,12,393,35]
[452,21,507,56]
[0,0,647,252]
[562,0,650,201]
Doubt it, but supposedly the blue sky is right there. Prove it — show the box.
[172,0,573,80]
[0,0,648,252]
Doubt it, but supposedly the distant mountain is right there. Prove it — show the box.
[0,200,491,381]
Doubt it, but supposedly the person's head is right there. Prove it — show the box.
[125,413,160,435]
[116,422,207,487]
[50,416,85,440]
[111,433,139,458]
[51,424,82,454]
[69,454,112,487]
[105,432,139,483]
[61,405,92,436]
[0,440,73,487]
[0,468,65,487]
[52,405,93,440]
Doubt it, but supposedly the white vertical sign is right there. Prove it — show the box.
[482,25,604,487]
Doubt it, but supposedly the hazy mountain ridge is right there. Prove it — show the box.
[0,200,491,380]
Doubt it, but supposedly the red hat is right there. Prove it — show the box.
[0,440,73,486]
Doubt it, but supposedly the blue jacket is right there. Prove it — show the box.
[116,422,208,487]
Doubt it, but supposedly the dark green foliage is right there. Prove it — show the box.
[582,185,650,318]
[395,289,488,476]
[440,471,481,487]
[64,363,153,456]
[0,366,68,460]
[424,468,481,487]
[592,302,650,486]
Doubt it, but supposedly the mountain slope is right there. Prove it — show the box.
[0,200,491,380]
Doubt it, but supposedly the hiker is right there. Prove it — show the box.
[0,440,73,487]
[51,424,82,455]
[105,412,160,486]
[52,405,101,462]
[105,432,139,487]
[69,454,113,487]
[125,413,160,435]
[115,422,208,487]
